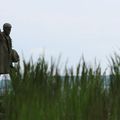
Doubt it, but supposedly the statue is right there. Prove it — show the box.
[0,23,19,95]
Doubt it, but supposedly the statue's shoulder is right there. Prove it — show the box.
[0,31,4,37]
[0,31,3,40]
[0,32,6,43]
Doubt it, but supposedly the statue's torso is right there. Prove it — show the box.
[0,32,12,74]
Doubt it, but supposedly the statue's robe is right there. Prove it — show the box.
[0,32,12,74]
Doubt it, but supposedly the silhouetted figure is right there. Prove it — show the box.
[0,23,19,95]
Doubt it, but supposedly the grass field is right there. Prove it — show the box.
[1,53,120,120]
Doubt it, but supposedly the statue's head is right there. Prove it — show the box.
[3,23,12,36]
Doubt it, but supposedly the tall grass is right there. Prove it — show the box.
[1,54,120,120]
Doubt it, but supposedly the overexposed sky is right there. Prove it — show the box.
[1,0,120,72]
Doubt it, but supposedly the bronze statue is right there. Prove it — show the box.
[0,23,19,74]
[0,23,19,95]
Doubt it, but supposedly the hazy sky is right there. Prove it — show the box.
[1,0,120,72]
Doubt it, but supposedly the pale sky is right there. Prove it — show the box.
[1,0,120,73]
